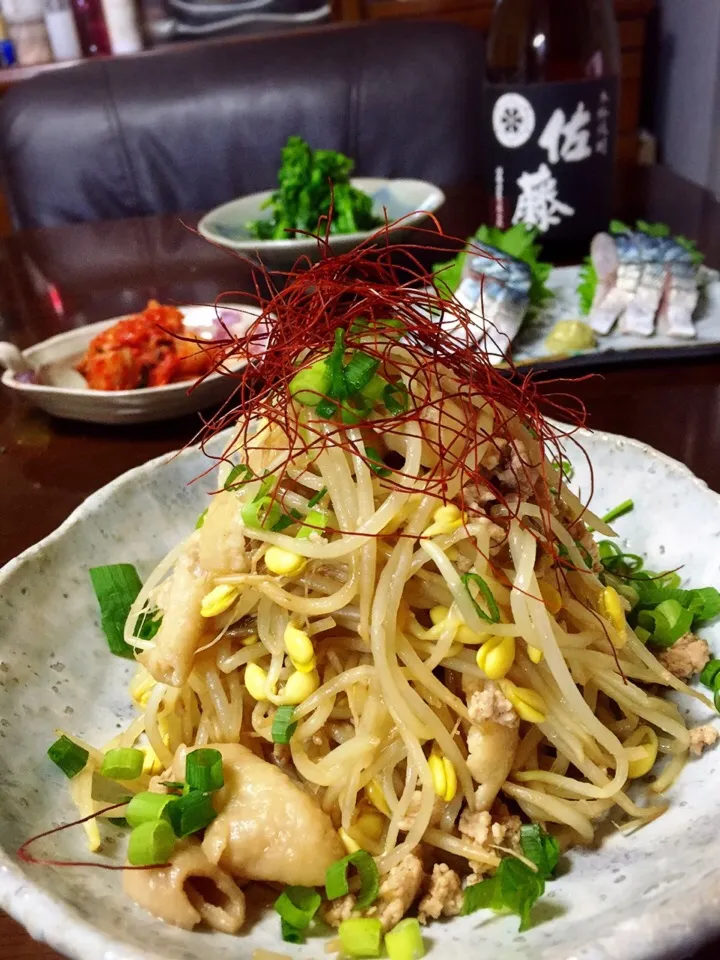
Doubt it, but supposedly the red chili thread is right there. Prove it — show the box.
[17,802,165,871]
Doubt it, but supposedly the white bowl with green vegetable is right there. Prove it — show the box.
[2,426,720,960]
[198,137,445,262]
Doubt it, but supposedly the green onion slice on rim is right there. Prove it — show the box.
[385,917,425,960]
[100,747,144,781]
[325,849,379,909]
[602,499,634,524]
[274,885,321,943]
[89,563,145,659]
[338,917,383,958]
[47,735,89,779]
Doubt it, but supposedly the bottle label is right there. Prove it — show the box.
[484,77,619,243]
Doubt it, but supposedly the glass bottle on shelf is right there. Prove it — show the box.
[70,0,110,55]
[483,0,621,259]
[3,0,52,65]
[44,0,81,60]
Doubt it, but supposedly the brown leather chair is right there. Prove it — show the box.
[0,20,484,230]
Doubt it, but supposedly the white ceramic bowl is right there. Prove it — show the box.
[0,304,263,424]
[1,428,720,960]
[198,178,446,262]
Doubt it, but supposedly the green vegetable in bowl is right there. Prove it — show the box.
[248,136,382,241]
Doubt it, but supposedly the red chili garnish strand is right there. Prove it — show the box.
[17,802,165,871]
[187,214,595,568]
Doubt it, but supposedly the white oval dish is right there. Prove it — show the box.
[0,303,263,425]
[1,428,720,960]
[198,178,446,262]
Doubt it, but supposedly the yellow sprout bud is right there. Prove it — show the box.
[339,828,360,854]
[429,606,450,626]
[284,623,315,665]
[527,644,544,664]
[365,779,390,817]
[421,504,465,538]
[129,666,155,708]
[441,756,457,803]
[291,656,317,674]
[598,586,627,647]
[627,726,659,779]
[499,679,547,724]
[476,635,516,680]
[539,581,562,615]
[353,812,386,842]
[446,546,459,561]
[244,662,269,702]
[265,546,306,576]
[200,584,240,618]
[457,623,486,644]
[280,668,320,705]
[428,752,447,800]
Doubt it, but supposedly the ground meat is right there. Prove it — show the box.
[467,682,518,727]
[657,633,711,680]
[417,864,464,924]
[323,855,425,932]
[458,805,522,852]
[494,440,533,500]
[373,854,425,930]
[688,724,720,756]
[398,791,444,832]
[323,893,356,927]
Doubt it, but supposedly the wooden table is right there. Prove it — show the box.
[2,165,720,958]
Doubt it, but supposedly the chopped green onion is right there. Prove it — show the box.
[360,374,389,402]
[338,917,383,958]
[597,540,621,560]
[602,499,634,524]
[714,687,720,714]
[315,397,338,419]
[296,508,328,540]
[195,508,208,530]
[307,487,327,509]
[126,791,178,828]
[108,817,128,828]
[462,857,545,932]
[700,658,720,690]
[551,459,574,481]
[47,735,89,779]
[638,598,693,648]
[365,446,391,478]
[385,918,425,960]
[89,563,144,659]
[241,495,283,531]
[100,747,144,781]
[328,328,348,401]
[519,824,559,879]
[383,381,408,415]
[224,463,253,490]
[344,351,380,394]
[274,885,321,943]
[326,849,379,909]
[90,774,132,805]
[280,920,304,944]
[127,819,176,866]
[185,748,224,792]
[272,705,298,744]
[159,780,184,793]
[166,789,217,837]
[289,359,331,406]
[135,608,162,641]
[461,572,500,624]
[635,625,651,644]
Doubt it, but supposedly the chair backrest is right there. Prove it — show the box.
[0,20,484,230]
